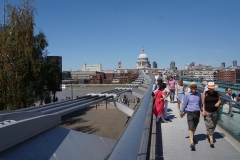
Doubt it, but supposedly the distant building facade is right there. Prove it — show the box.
[237,69,240,83]
[62,71,72,80]
[189,62,195,68]
[152,61,157,68]
[71,71,98,84]
[221,62,225,68]
[217,69,240,83]
[118,60,122,69]
[82,63,102,71]
[189,70,218,81]
[232,60,237,67]
[89,70,139,84]
[170,61,175,70]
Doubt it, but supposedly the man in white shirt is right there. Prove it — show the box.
[202,81,208,92]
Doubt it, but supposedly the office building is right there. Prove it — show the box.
[170,61,175,70]
[82,63,102,72]
[221,62,225,68]
[152,61,157,68]
[232,60,237,67]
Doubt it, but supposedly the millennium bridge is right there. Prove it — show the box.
[0,71,240,160]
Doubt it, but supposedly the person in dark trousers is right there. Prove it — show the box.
[202,82,221,148]
[224,87,234,117]
[168,76,176,103]
[180,82,202,150]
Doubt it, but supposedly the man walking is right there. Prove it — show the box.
[180,82,202,150]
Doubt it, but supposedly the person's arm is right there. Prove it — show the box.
[201,92,206,116]
[159,94,166,101]
[180,94,189,118]
[199,92,202,111]
[215,92,221,107]
[175,85,178,98]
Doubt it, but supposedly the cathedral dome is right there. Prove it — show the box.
[138,47,148,60]
[136,47,151,69]
[138,53,148,59]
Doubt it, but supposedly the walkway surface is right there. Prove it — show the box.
[150,100,240,160]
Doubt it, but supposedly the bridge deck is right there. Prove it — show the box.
[151,100,240,160]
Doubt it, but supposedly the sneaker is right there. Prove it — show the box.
[230,113,234,117]
[164,118,170,121]
[190,143,195,149]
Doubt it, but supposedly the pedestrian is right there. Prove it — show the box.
[231,93,237,101]
[168,76,176,103]
[202,81,208,92]
[237,94,240,102]
[180,82,202,150]
[202,82,221,148]
[152,78,163,92]
[153,83,168,123]
[162,82,170,120]
[162,73,167,84]
[224,87,234,117]
[176,79,185,112]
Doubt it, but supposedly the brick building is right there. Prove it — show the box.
[217,69,240,83]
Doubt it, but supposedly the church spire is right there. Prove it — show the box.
[142,46,145,54]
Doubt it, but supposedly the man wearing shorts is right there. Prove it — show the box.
[180,82,202,150]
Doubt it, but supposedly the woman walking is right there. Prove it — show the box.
[168,76,176,103]
[176,79,185,112]
[202,82,221,148]
[180,82,202,150]
[153,83,168,123]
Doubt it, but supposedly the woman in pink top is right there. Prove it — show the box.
[168,76,176,103]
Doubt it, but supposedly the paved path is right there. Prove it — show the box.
[151,101,240,160]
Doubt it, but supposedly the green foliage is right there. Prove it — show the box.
[0,0,60,110]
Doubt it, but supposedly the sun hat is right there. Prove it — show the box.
[207,82,218,89]
[189,82,197,88]
[190,82,197,85]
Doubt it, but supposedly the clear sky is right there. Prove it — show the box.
[1,0,240,70]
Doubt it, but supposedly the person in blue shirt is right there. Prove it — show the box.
[180,82,202,150]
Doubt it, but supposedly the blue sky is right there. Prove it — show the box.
[1,0,240,70]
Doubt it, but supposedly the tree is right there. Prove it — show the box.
[0,0,59,110]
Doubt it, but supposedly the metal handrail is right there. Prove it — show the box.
[109,75,154,160]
